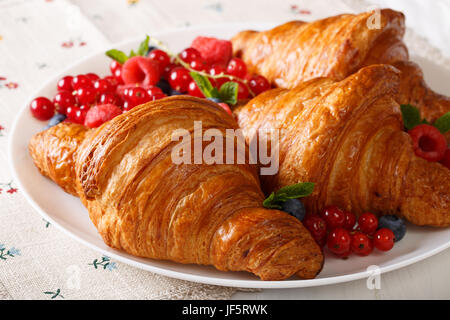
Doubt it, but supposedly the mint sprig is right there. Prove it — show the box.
[400,104,450,133]
[190,72,239,105]
[105,35,150,64]
[263,182,315,209]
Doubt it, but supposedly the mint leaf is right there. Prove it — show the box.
[433,112,450,133]
[218,81,238,105]
[105,49,128,64]
[137,35,150,56]
[400,104,421,130]
[190,72,220,98]
[129,49,137,58]
[262,182,315,209]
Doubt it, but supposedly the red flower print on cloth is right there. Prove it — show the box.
[290,5,311,15]
[0,125,4,137]
[61,41,74,48]
[0,182,18,195]
[0,77,18,90]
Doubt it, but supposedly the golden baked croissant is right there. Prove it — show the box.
[29,96,323,280]
[234,65,450,227]
[232,9,450,124]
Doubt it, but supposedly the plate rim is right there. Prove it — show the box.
[8,23,450,289]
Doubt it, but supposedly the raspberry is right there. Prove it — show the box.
[84,104,122,128]
[191,36,232,66]
[440,148,450,169]
[408,124,447,162]
[122,56,160,87]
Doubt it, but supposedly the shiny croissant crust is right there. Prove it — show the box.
[235,65,450,227]
[232,9,450,127]
[29,96,323,280]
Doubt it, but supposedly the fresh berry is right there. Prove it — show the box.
[408,124,447,162]
[122,56,160,87]
[146,86,166,101]
[57,75,73,91]
[125,86,150,106]
[45,113,67,129]
[439,148,450,170]
[350,232,373,256]
[327,228,352,257]
[281,199,306,221]
[343,211,356,230]
[53,91,76,114]
[226,58,247,78]
[110,60,122,74]
[84,104,122,128]
[378,215,406,242]
[66,106,87,124]
[75,86,97,105]
[71,74,91,90]
[218,102,232,116]
[148,49,171,73]
[358,212,378,235]
[99,92,119,105]
[169,67,192,92]
[303,214,327,245]
[179,47,202,63]
[373,228,395,251]
[191,36,232,66]
[30,97,55,120]
[235,81,249,99]
[248,75,271,95]
[320,205,345,230]
[103,75,119,91]
[85,73,100,82]
[93,79,113,94]
[162,63,178,80]
[207,97,222,103]
[156,79,171,95]
[113,68,124,85]
[189,58,207,72]
[187,81,204,98]
[209,64,228,88]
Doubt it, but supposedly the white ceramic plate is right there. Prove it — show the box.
[8,23,450,289]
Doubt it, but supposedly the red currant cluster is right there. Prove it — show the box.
[303,206,395,258]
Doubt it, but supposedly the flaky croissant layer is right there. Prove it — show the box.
[29,96,323,280]
[234,65,449,227]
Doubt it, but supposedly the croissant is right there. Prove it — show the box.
[234,65,450,227]
[232,9,450,125]
[28,96,323,280]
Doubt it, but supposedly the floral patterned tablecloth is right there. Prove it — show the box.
[1,0,449,300]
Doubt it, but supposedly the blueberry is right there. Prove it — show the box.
[378,215,406,242]
[281,199,306,221]
[156,79,171,95]
[207,97,222,103]
[169,89,183,96]
[146,46,157,56]
[43,113,66,130]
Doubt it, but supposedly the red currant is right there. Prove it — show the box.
[148,49,171,72]
[189,58,207,72]
[248,75,270,95]
[103,75,119,91]
[162,63,178,80]
[350,232,373,256]
[320,205,345,230]
[66,106,87,124]
[373,228,395,251]
[408,124,447,162]
[71,74,91,90]
[440,148,450,170]
[343,211,356,230]
[169,67,192,92]
[113,68,124,85]
[236,81,249,99]
[30,97,55,120]
[99,92,119,105]
[125,86,150,106]
[110,60,122,74]
[187,81,204,98]
[303,214,328,245]
[57,75,73,91]
[226,57,247,78]
[53,90,76,115]
[209,64,227,88]
[358,212,378,235]
[146,86,166,101]
[76,86,97,105]
[218,102,232,116]
[179,47,202,63]
[327,228,352,257]
[93,79,113,94]
[85,73,100,82]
